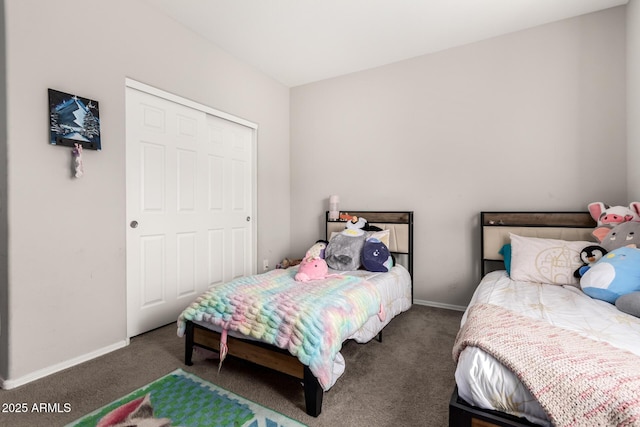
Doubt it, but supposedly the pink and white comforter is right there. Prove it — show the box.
[455,271,640,426]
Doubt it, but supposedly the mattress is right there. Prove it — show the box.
[192,264,412,387]
[455,270,640,426]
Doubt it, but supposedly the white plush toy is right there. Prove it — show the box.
[341,216,367,237]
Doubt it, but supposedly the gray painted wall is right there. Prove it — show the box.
[1,0,290,383]
[290,6,627,308]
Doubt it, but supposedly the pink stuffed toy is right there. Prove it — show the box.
[294,255,329,282]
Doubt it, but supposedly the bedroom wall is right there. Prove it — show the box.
[290,6,627,308]
[628,0,640,201]
[1,0,290,384]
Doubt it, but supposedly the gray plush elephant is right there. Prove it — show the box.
[593,221,640,251]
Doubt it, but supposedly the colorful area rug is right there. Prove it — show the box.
[66,368,306,427]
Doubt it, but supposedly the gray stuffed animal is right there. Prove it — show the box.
[325,233,365,271]
[325,216,368,271]
[616,292,640,318]
[594,221,640,251]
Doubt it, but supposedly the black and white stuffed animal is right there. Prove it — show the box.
[573,245,608,278]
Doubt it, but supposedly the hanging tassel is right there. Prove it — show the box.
[72,143,84,178]
[218,328,228,374]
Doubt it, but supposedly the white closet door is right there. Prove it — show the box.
[126,84,255,337]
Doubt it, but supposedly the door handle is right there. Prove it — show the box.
[130,220,139,228]
[246,216,251,222]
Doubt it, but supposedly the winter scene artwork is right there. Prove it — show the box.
[49,88,101,150]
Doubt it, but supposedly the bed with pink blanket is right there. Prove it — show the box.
[180,210,413,417]
[450,212,640,427]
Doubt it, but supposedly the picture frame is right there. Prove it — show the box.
[49,88,101,150]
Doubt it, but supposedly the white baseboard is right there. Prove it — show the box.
[0,339,128,390]
[413,298,467,312]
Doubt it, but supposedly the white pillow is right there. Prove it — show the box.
[509,233,594,285]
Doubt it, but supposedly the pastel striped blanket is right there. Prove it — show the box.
[453,303,640,427]
[177,268,384,390]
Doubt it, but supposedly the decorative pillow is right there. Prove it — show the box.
[325,233,366,271]
[361,238,393,272]
[509,234,594,285]
[499,244,512,275]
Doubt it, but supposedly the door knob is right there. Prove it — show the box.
[130,220,139,228]
[246,216,251,222]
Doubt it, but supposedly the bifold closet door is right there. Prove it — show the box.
[125,86,254,337]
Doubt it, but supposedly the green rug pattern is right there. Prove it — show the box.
[67,369,306,427]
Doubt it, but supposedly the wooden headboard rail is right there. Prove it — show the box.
[481,211,597,276]
[482,212,595,228]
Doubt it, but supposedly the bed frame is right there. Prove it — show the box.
[449,211,596,427]
[184,210,414,417]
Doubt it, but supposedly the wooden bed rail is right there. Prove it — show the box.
[184,321,323,417]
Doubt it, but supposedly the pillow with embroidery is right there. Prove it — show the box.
[509,233,595,285]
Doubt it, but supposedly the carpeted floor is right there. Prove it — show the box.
[0,304,463,427]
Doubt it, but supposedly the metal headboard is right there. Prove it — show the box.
[480,211,596,276]
[325,210,414,299]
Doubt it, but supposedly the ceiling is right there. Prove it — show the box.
[144,0,628,87]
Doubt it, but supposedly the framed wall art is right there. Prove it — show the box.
[49,88,101,150]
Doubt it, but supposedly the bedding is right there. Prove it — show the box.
[454,270,640,426]
[178,264,412,391]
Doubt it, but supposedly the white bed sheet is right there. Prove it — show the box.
[192,264,412,388]
[456,270,640,426]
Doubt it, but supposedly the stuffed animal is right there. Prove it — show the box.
[339,213,354,221]
[294,250,344,282]
[325,233,366,271]
[361,238,393,272]
[342,216,367,237]
[588,202,640,227]
[325,216,368,271]
[580,246,640,304]
[294,255,330,282]
[307,240,328,259]
[276,258,302,269]
[616,291,640,318]
[592,221,640,251]
[573,245,608,278]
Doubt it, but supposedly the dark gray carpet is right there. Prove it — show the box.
[0,305,463,427]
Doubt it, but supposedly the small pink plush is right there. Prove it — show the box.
[294,250,343,282]
[295,255,329,282]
